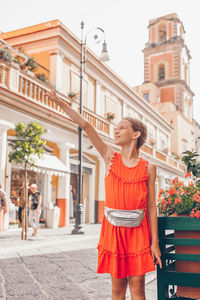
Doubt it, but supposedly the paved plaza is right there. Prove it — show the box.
[0,224,157,299]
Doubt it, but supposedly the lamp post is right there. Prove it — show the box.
[72,21,109,234]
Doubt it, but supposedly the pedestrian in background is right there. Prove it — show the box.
[47,88,161,300]
[0,183,7,232]
[28,183,41,237]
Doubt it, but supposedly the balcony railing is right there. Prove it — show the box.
[0,59,185,173]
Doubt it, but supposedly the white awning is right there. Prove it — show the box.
[30,154,69,176]
[12,154,70,176]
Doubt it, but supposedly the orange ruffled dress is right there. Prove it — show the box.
[97,152,155,278]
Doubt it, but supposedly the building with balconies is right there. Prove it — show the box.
[0,19,185,231]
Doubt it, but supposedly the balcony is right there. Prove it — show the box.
[0,59,185,173]
[0,59,110,137]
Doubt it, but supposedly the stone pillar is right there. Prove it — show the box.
[49,51,63,92]
[156,127,160,150]
[43,173,52,216]
[96,155,106,223]
[0,120,14,230]
[88,164,96,224]
[95,81,102,115]
[0,128,7,190]
[122,101,128,118]
[57,143,74,226]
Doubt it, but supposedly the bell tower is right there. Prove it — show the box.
[134,13,195,154]
[143,13,193,120]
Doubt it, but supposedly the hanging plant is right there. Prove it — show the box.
[105,112,116,121]
[36,73,48,83]
[0,47,12,63]
[25,57,37,71]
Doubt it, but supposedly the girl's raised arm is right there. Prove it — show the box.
[47,89,114,162]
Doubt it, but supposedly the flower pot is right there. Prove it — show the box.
[175,230,200,299]
[69,96,76,101]
[26,70,34,76]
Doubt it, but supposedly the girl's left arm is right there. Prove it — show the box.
[147,163,162,268]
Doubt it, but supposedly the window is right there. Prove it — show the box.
[158,64,165,81]
[143,93,149,102]
[158,25,167,42]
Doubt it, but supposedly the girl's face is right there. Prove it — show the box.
[114,119,140,146]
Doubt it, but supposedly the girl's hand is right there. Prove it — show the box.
[151,242,162,269]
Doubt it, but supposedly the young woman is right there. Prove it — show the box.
[47,89,162,300]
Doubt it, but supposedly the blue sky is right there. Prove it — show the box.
[1,0,199,123]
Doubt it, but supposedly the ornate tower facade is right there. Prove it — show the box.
[134,13,195,154]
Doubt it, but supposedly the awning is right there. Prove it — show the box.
[12,154,70,176]
[30,154,70,176]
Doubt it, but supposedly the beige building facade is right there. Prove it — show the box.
[0,19,185,230]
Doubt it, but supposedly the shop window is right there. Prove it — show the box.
[158,64,165,81]
[143,93,149,102]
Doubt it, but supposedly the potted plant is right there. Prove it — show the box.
[68,91,79,101]
[36,73,48,83]
[149,137,156,147]
[162,147,169,154]
[105,112,116,121]
[23,57,37,75]
[12,56,22,69]
[0,47,12,64]
[171,151,180,160]
[158,150,200,299]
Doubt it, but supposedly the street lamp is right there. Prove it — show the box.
[72,21,109,234]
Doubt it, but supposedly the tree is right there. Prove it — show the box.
[182,149,200,182]
[9,122,46,240]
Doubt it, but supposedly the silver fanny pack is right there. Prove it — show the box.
[104,206,145,227]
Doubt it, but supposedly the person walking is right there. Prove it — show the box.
[28,183,41,237]
[47,89,161,300]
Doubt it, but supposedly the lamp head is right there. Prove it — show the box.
[99,41,109,62]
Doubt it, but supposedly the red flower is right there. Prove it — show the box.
[185,172,192,178]
[169,188,178,195]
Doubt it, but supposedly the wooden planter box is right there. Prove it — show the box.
[157,216,200,300]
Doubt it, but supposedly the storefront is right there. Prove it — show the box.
[8,153,70,229]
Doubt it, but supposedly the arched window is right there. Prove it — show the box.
[158,64,165,81]
[158,24,166,42]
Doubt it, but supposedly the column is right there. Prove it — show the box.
[57,142,74,226]
[0,128,7,190]
[95,81,102,115]
[96,155,105,223]
[49,51,63,92]
[156,127,160,151]
[88,164,96,224]
[122,101,128,118]
[0,120,14,230]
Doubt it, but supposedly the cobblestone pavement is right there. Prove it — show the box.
[0,225,157,299]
